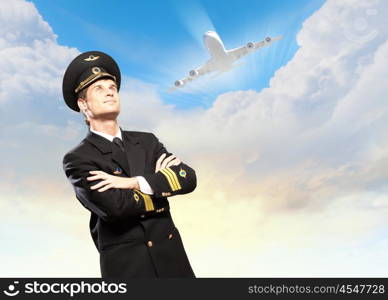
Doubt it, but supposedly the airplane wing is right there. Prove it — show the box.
[167,34,283,92]
[167,60,214,92]
[227,35,282,61]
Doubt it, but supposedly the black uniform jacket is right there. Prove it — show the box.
[62,130,196,278]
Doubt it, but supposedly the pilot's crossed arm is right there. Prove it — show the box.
[63,135,196,223]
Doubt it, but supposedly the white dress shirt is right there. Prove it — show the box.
[90,127,154,195]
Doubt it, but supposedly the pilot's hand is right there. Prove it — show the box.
[155,153,181,173]
[87,171,140,192]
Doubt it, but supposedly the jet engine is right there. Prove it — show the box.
[189,69,199,77]
[246,42,255,49]
[174,80,184,87]
[265,37,271,43]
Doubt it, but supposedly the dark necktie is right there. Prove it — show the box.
[113,137,125,152]
[112,137,129,175]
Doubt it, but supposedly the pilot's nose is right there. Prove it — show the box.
[105,88,114,97]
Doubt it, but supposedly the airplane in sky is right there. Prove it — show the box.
[168,31,282,92]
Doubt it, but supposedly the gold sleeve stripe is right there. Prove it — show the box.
[143,193,155,211]
[160,168,176,191]
[136,190,155,211]
[164,167,182,190]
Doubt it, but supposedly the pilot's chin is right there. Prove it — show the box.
[99,110,120,120]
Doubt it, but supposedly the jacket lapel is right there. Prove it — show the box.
[85,131,131,176]
[85,131,112,154]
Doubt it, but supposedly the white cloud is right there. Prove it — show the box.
[0,0,78,124]
[0,0,53,47]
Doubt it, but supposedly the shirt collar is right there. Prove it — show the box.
[90,127,122,142]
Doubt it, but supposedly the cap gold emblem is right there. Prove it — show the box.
[84,55,100,61]
[92,67,101,74]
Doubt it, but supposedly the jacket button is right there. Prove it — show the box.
[147,241,153,247]
[168,233,173,239]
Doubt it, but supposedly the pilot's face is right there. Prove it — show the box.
[80,78,120,121]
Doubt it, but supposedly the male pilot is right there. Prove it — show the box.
[62,51,196,278]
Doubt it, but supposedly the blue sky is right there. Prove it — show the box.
[32,0,324,109]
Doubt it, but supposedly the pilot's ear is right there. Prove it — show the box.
[77,98,87,111]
